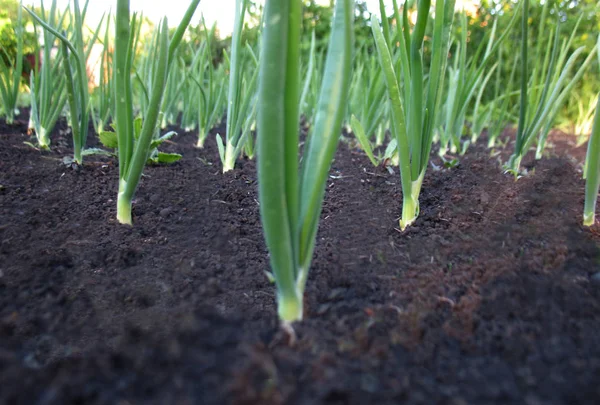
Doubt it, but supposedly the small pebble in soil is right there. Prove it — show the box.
[159,207,173,217]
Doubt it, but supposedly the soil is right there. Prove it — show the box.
[1,112,600,405]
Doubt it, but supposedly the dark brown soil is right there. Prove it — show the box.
[1,113,600,405]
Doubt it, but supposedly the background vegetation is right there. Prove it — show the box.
[0,0,598,126]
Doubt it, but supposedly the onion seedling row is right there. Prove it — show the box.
[91,12,113,135]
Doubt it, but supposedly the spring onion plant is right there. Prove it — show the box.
[242,102,257,159]
[469,65,497,145]
[27,0,68,150]
[178,43,199,132]
[507,0,597,175]
[217,0,259,172]
[438,11,519,156]
[350,114,378,166]
[476,47,506,147]
[91,13,113,134]
[371,0,455,230]
[487,54,520,148]
[26,0,104,164]
[298,31,317,123]
[187,21,227,146]
[574,94,599,146]
[216,45,258,171]
[159,55,187,129]
[348,50,389,165]
[582,35,600,226]
[135,21,161,118]
[180,80,196,132]
[258,0,353,323]
[112,0,200,225]
[0,2,24,125]
[299,39,323,126]
[193,61,227,148]
[349,49,387,157]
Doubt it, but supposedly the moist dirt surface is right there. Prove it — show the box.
[1,113,600,405]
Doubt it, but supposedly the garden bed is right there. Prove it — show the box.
[1,114,600,404]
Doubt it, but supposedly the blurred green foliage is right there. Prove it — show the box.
[0,0,38,64]
[1,0,596,127]
[169,0,600,127]
[469,0,600,125]
[180,0,375,64]
[302,0,374,51]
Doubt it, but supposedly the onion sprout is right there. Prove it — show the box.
[371,0,455,230]
[583,35,600,226]
[113,0,200,225]
[257,0,353,323]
